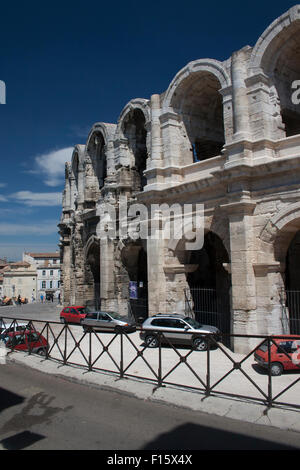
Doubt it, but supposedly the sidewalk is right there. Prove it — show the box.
[5,345,300,435]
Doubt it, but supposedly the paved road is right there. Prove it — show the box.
[1,362,300,451]
[0,302,61,322]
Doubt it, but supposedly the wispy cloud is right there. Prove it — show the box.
[10,191,62,207]
[32,147,73,187]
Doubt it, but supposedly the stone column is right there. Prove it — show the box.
[253,263,286,335]
[61,241,71,305]
[231,48,251,141]
[149,94,162,167]
[100,238,117,311]
[160,111,182,167]
[222,198,257,352]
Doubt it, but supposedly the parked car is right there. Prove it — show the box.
[60,306,88,324]
[140,314,220,351]
[0,321,32,340]
[82,311,136,333]
[254,335,300,376]
[3,329,49,356]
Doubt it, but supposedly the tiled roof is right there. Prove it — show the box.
[25,252,60,258]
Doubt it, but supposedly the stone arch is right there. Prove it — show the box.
[162,59,231,165]
[249,5,300,137]
[259,202,300,263]
[163,58,231,109]
[116,99,150,191]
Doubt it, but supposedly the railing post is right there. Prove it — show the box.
[120,331,124,378]
[63,324,67,365]
[267,336,272,408]
[158,332,162,387]
[88,329,92,371]
[206,335,211,396]
[46,322,49,359]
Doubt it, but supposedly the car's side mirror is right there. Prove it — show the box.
[184,325,190,330]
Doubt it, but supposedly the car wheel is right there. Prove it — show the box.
[145,335,159,348]
[193,337,208,351]
[37,348,46,356]
[270,362,283,376]
[60,317,66,324]
[114,326,122,334]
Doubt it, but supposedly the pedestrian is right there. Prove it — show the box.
[17,294,21,306]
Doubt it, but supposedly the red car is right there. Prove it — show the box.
[60,306,87,324]
[254,335,300,376]
[4,330,48,356]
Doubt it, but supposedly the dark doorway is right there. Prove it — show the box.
[121,242,148,323]
[86,242,101,310]
[285,230,300,334]
[185,232,231,342]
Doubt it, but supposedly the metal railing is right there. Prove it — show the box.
[1,316,300,410]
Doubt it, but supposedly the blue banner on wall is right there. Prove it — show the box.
[129,281,138,299]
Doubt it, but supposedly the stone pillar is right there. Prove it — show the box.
[77,162,85,209]
[222,198,257,352]
[253,263,286,335]
[147,236,167,315]
[231,48,251,141]
[160,111,182,167]
[61,242,71,305]
[246,73,286,142]
[149,94,162,166]
[100,238,117,311]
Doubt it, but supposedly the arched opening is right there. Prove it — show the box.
[262,23,300,137]
[121,240,148,322]
[85,241,100,310]
[87,131,107,189]
[123,109,147,190]
[285,230,300,334]
[171,71,225,163]
[182,232,231,341]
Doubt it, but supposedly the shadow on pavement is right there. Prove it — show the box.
[141,422,298,450]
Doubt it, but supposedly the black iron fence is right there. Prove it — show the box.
[281,290,300,335]
[184,287,231,344]
[1,316,300,410]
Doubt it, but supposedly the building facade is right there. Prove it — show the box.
[59,6,300,352]
[23,252,61,301]
[2,261,37,301]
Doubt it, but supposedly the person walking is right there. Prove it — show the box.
[17,295,21,306]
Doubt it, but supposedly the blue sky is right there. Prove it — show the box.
[0,0,297,260]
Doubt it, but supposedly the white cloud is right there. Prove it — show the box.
[0,194,7,202]
[34,147,73,187]
[10,191,62,207]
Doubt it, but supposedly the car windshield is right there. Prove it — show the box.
[77,308,86,314]
[184,317,202,328]
[258,341,268,352]
[106,312,123,320]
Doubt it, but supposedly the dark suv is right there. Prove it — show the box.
[140,314,220,351]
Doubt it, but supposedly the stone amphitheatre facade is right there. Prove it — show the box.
[59,6,300,352]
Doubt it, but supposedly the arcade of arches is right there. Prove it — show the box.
[59,6,300,353]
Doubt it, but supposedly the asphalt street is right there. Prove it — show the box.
[1,362,300,451]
